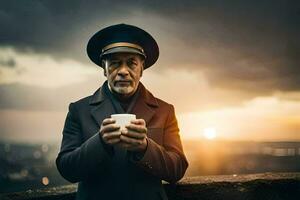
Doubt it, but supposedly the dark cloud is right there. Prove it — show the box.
[0,0,299,94]
[0,83,68,111]
[146,1,300,93]
[0,0,128,62]
[0,77,101,111]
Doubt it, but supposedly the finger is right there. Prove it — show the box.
[102,118,116,126]
[106,137,121,145]
[130,119,146,126]
[102,131,121,141]
[121,129,145,139]
[125,124,147,133]
[101,124,120,133]
[120,135,143,146]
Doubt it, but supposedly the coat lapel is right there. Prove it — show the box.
[131,83,158,125]
[89,85,116,128]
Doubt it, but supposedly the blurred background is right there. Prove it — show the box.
[1,0,300,193]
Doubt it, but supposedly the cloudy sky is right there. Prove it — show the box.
[1,0,300,143]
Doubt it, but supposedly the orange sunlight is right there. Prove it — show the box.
[203,127,217,140]
[178,96,300,141]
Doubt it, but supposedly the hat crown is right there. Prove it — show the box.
[87,24,159,69]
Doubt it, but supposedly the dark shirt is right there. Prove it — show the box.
[104,81,141,114]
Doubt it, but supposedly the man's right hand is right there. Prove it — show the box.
[99,118,121,145]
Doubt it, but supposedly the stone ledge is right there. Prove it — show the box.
[1,173,300,200]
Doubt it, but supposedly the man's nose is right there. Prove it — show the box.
[117,63,129,76]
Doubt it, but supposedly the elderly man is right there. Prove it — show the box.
[56,24,188,200]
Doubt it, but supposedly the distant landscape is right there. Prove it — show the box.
[183,140,300,176]
[1,140,300,193]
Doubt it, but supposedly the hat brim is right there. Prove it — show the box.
[87,24,159,69]
[101,46,146,58]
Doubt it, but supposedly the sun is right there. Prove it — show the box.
[203,127,217,140]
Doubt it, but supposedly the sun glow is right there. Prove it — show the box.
[203,127,217,140]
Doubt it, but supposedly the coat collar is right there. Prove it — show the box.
[89,81,158,127]
[89,87,105,105]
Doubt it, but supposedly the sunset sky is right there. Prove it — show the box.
[0,0,299,143]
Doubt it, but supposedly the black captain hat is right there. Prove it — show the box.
[87,24,159,69]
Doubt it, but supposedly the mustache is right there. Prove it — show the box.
[114,80,132,86]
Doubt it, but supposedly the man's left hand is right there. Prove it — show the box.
[119,119,147,152]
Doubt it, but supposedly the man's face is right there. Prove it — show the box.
[103,53,144,98]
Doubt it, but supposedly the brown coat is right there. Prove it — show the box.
[56,82,188,200]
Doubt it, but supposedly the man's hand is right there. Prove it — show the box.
[119,119,148,152]
[100,118,121,145]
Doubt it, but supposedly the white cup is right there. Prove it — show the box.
[111,114,136,131]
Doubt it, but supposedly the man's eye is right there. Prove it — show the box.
[128,60,137,67]
[109,61,120,67]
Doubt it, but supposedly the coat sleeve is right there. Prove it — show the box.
[56,103,112,183]
[131,105,189,184]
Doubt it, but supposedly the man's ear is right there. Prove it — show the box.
[102,60,107,77]
[140,62,144,77]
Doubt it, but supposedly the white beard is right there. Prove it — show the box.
[115,86,133,94]
[108,83,133,95]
